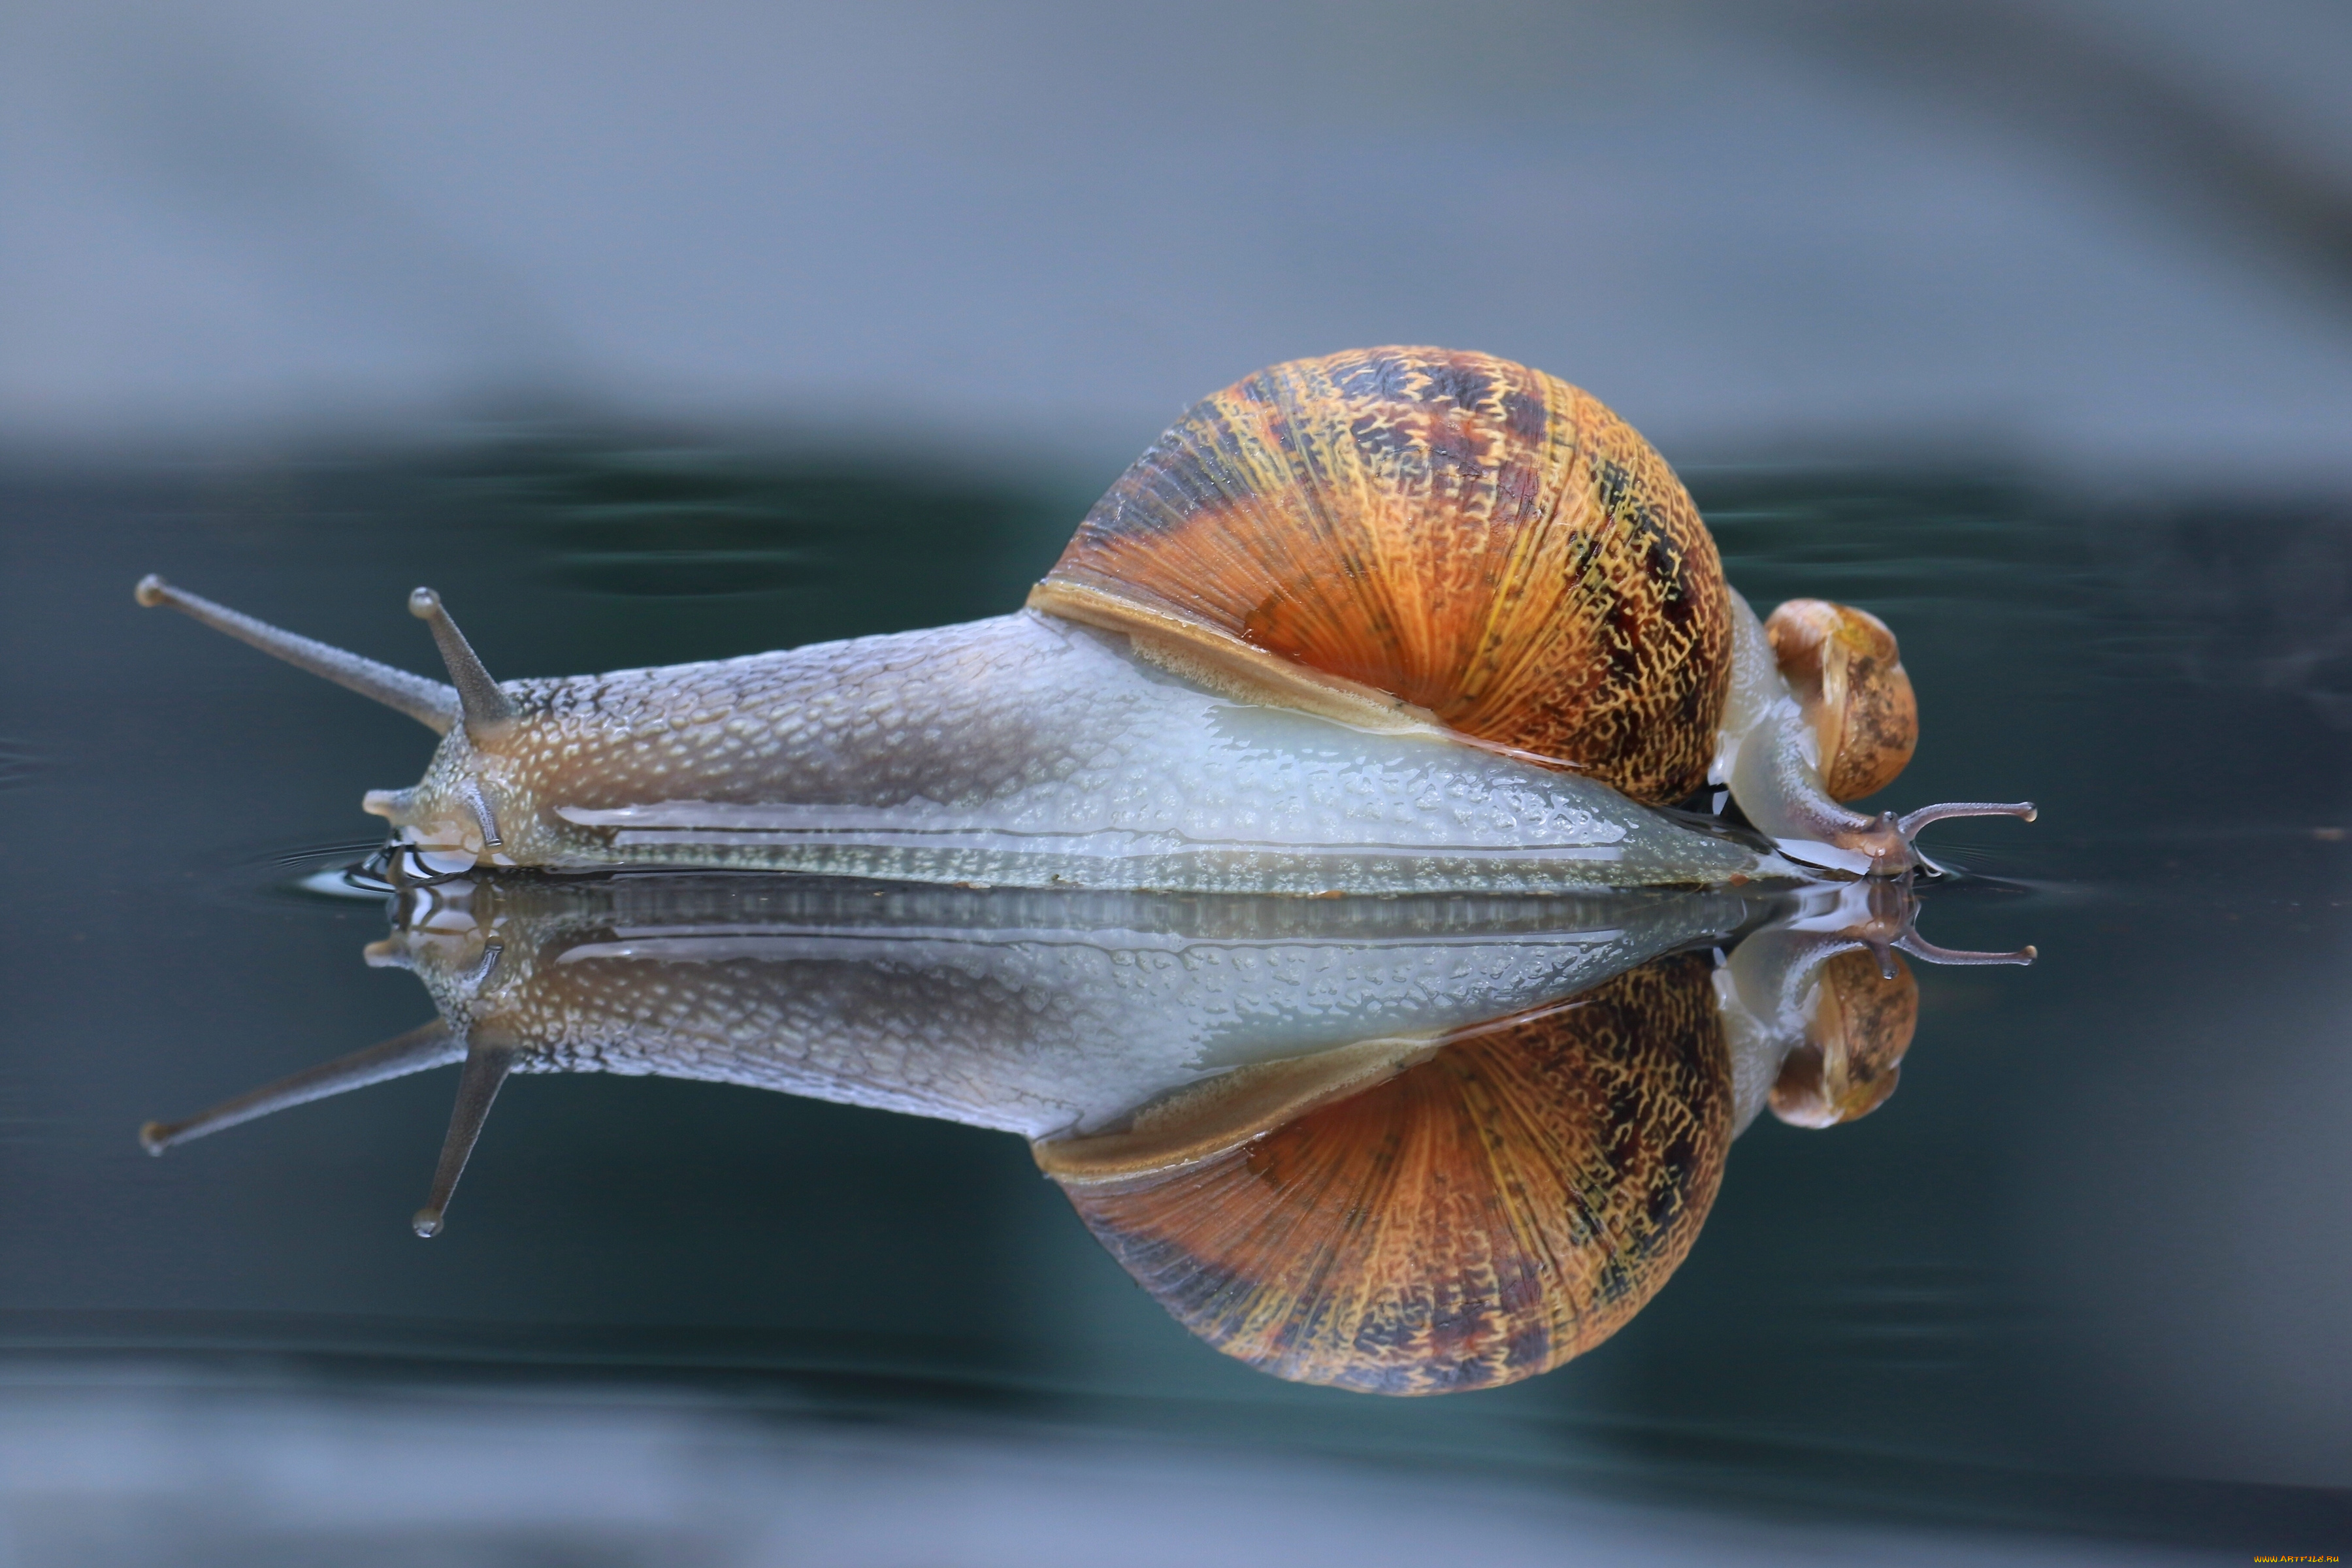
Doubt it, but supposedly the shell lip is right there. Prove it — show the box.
[1026,577,1453,741]
[1034,987,1618,1189]
[1034,1034,1439,1188]
[1031,577,1594,775]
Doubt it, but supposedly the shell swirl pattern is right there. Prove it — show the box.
[1036,347,1733,803]
[1054,953,1733,1395]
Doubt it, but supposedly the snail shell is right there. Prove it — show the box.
[1032,347,1732,804]
[1764,599,1918,802]
[1767,947,1918,1127]
[1038,953,1732,1395]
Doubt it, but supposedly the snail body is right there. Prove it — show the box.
[382,607,1775,892]
[137,348,2031,891]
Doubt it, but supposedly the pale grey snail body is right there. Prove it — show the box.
[136,348,2033,891]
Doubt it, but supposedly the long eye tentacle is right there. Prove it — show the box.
[1894,928,2037,966]
[408,588,515,743]
[139,1019,461,1154]
[1887,800,2038,879]
[411,1040,516,1239]
[136,576,459,733]
[1897,801,2038,838]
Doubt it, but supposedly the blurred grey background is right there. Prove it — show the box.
[6,0,2351,482]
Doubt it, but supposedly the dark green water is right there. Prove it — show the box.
[3,434,2347,1560]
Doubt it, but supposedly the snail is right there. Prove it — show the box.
[135,348,2032,892]
[140,871,2029,1391]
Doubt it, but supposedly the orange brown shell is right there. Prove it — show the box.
[1763,599,1919,802]
[1044,954,1732,1395]
[1768,947,1918,1128]
[1030,348,1733,804]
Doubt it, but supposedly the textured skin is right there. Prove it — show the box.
[395,612,1774,892]
[1038,348,1733,803]
[387,877,1754,1139]
[1056,952,1733,1394]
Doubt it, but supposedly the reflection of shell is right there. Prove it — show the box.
[1030,348,1732,804]
[1045,955,1731,1395]
[1769,948,1918,1127]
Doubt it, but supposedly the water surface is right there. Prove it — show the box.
[3,436,2347,1560]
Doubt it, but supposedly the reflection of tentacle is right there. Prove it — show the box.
[1895,930,2036,966]
[1884,878,2036,968]
[140,1021,459,1154]
[1823,877,2037,972]
[1721,877,2033,1133]
[412,1043,515,1239]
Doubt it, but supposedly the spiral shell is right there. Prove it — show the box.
[1038,953,1732,1395]
[1030,348,1733,804]
[1767,947,1918,1128]
[1763,598,1919,802]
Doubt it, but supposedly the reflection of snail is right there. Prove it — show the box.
[1717,878,2033,1132]
[140,874,2026,1393]
[1038,880,2027,1392]
[142,877,1755,1237]
[136,349,2031,891]
[1766,946,1916,1128]
[1041,954,1735,1394]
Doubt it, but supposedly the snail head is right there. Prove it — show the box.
[1754,597,2035,877]
[137,576,544,876]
